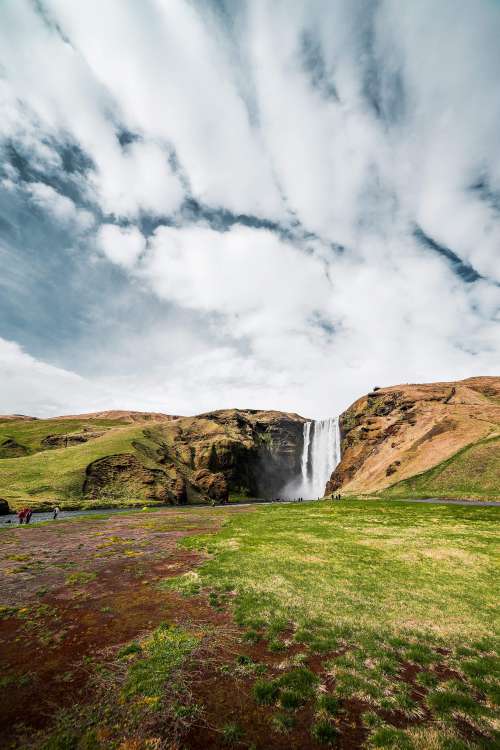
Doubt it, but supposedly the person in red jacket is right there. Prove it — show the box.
[17,508,26,524]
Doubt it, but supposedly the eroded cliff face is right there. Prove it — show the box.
[79,409,306,505]
[145,409,307,503]
[326,376,500,496]
[0,408,307,509]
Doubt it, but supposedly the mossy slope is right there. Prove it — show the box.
[384,435,500,500]
[0,410,306,511]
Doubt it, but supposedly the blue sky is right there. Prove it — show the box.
[0,0,499,418]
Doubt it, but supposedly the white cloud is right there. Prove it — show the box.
[97,224,146,269]
[27,182,94,230]
[0,0,499,419]
[0,337,102,417]
[92,139,185,219]
[144,224,329,318]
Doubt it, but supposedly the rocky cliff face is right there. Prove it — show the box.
[0,408,307,508]
[142,409,307,503]
[326,376,500,497]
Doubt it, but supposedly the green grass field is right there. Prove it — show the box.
[3,500,499,749]
[183,499,499,639]
[0,423,156,508]
[0,417,122,455]
[170,499,500,747]
[384,436,500,501]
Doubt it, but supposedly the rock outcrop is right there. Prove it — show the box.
[147,409,307,503]
[83,453,187,505]
[75,409,306,505]
[41,430,104,449]
[0,407,307,508]
[326,376,500,497]
[0,498,10,515]
[0,438,29,458]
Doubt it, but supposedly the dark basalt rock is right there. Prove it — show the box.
[41,430,104,449]
[83,453,186,505]
[0,438,29,458]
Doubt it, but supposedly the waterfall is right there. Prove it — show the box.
[298,417,341,498]
[300,421,312,487]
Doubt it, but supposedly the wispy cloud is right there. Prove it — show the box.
[0,0,499,417]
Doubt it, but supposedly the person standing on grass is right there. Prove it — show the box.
[17,508,25,524]
[53,506,60,520]
[25,508,33,524]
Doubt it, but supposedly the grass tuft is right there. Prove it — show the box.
[123,623,198,700]
[311,719,339,745]
[221,722,244,745]
[252,678,279,705]
[368,725,412,749]
[318,694,342,716]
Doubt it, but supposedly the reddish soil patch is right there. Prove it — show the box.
[0,508,242,746]
[183,645,370,750]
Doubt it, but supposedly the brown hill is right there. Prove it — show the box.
[49,410,178,422]
[326,376,500,499]
[0,408,306,510]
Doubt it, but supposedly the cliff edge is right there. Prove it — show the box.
[326,376,500,500]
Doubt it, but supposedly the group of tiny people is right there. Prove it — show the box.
[17,507,33,524]
[13,494,343,522]
[17,505,60,524]
[273,494,342,503]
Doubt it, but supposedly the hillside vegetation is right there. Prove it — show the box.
[0,409,305,511]
[2,376,499,510]
[385,435,500,500]
[328,376,500,500]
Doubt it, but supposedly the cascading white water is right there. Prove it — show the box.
[299,417,341,498]
[300,421,312,486]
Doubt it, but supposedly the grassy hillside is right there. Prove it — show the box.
[0,409,306,511]
[0,417,123,456]
[0,423,161,510]
[384,435,500,500]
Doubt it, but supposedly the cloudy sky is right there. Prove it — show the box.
[1,0,499,419]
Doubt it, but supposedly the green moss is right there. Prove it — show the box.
[310,719,339,745]
[65,571,97,586]
[123,623,198,700]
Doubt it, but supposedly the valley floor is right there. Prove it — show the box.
[0,500,498,749]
